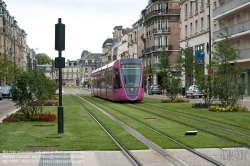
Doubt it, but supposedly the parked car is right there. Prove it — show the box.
[185,85,203,98]
[0,87,2,100]
[148,84,162,95]
[1,86,11,99]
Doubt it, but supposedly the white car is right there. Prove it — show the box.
[185,85,203,98]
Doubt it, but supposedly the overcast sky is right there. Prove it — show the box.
[6,0,149,60]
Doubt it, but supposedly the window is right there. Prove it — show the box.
[213,2,216,9]
[190,2,192,13]
[201,0,204,8]
[207,15,210,30]
[190,23,193,35]
[185,4,188,16]
[165,19,168,30]
[195,1,198,11]
[158,20,162,30]
[158,37,162,49]
[157,3,162,13]
[113,69,121,89]
[166,2,168,11]
[201,18,204,31]
[195,20,198,33]
[185,25,188,37]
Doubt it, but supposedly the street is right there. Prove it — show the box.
[0,99,18,122]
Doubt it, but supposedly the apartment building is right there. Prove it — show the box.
[102,26,130,65]
[61,59,81,86]
[79,50,102,85]
[212,0,250,95]
[128,19,144,59]
[0,1,29,68]
[141,0,181,86]
[179,0,211,89]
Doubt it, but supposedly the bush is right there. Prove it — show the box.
[208,105,249,112]
[192,102,211,109]
[161,98,189,103]
[2,111,56,123]
[42,101,59,106]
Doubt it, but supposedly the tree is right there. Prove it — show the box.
[178,42,214,105]
[0,53,22,85]
[36,53,52,65]
[158,47,182,101]
[10,70,58,116]
[211,23,244,107]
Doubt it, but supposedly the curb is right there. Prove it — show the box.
[0,108,20,123]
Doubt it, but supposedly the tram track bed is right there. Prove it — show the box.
[1,88,250,165]
[80,94,250,149]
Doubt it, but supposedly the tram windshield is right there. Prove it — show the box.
[121,64,141,88]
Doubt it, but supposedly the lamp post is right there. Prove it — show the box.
[190,0,211,70]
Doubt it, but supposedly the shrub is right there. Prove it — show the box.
[2,111,56,123]
[161,98,189,103]
[208,105,249,112]
[192,102,211,109]
[42,101,59,106]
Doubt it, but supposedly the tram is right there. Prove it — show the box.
[91,58,144,102]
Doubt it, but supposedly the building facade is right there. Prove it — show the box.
[128,19,144,59]
[212,0,250,95]
[0,1,34,86]
[141,0,181,86]
[179,0,211,89]
[79,50,102,85]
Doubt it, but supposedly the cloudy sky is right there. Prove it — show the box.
[6,0,149,60]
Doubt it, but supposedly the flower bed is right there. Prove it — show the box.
[161,98,189,103]
[208,105,249,112]
[2,111,56,123]
[42,101,59,106]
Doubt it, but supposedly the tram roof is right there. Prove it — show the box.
[92,60,117,74]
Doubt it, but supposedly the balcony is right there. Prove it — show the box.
[213,19,250,40]
[143,45,173,54]
[144,9,180,21]
[153,27,171,34]
[213,0,250,18]
[238,48,250,60]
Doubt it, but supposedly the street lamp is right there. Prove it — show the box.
[190,0,212,70]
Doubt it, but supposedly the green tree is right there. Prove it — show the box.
[0,53,22,85]
[211,23,244,107]
[10,70,58,116]
[158,47,181,101]
[36,53,52,65]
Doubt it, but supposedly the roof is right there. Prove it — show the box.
[102,38,114,47]
[81,50,89,58]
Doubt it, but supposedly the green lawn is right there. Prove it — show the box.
[1,94,249,152]
[0,94,147,152]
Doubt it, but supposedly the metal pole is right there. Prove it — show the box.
[208,3,211,69]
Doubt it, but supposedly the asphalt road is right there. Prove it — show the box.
[0,98,18,121]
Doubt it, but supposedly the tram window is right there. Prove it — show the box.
[113,69,121,89]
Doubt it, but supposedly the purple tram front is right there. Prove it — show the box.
[91,58,144,102]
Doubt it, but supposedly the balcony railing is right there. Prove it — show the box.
[153,27,171,34]
[213,0,250,18]
[143,45,173,54]
[144,9,180,21]
[213,19,250,40]
[238,48,250,60]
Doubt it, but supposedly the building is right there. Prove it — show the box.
[79,50,102,85]
[61,59,81,86]
[179,0,211,89]
[0,1,29,68]
[141,0,181,86]
[212,0,250,95]
[102,26,130,65]
[128,19,144,59]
